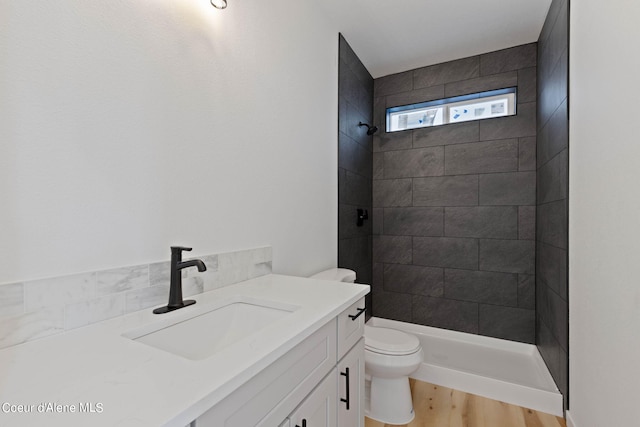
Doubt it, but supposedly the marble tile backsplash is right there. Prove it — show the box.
[0,246,272,350]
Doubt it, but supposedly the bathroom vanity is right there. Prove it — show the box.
[195,297,366,426]
[0,274,369,427]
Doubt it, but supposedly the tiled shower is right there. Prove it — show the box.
[371,43,537,343]
[337,0,569,409]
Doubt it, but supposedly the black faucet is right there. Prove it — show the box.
[153,246,207,314]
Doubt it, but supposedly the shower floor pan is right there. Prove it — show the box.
[367,317,563,417]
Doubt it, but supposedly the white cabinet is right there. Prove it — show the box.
[288,368,337,427]
[338,338,365,427]
[337,298,366,360]
[196,321,336,426]
[195,298,366,427]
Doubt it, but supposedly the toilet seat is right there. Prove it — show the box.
[365,325,421,356]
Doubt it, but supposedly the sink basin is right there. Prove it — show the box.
[124,297,298,360]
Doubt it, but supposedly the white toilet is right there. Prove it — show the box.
[309,268,424,425]
[363,324,423,424]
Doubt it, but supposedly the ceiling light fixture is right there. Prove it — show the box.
[210,0,227,9]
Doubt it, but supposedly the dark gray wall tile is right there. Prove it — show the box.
[445,206,517,239]
[373,235,412,264]
[445,71,517,98]
[339,133,372,178]
[518,67,537,104]
[518,274,535,309]
[386,85,445,108]
[357,261,373,319]
[338,236,371,270]
[557,350,569,411]
[413,121,479,148]
[536,2,568,403]
[539,49,568,127]
[373,152,384,180]
[536,281,568,352]
[518,136,536,171]
[413,175,479,206]
[536,316,562,386]
[339,36,374,93]
[537,199,567,249]
[479,172,536,205]
[537,99,568,165]
[373,179,412,207]
[339,204,372,240]
[479,305,535,343]
[374,71,413,97]
[345,101,374,149]
[372,208,383,235]
[537,242,567,300]
[373,131,413,152]
[413,295,479,333]
[413,237,478,270]
[536,316,569,409]
[338,35,374,321]
[445,269,518,306]
[372,262,384,290]
[341,66,372,123]
[384,147,444,178]
[538,1,568,83]
[480,102,536,140]
[373,96,386,135]
[384,207,444,237]
[373,290,412,322]
[339,169,372,206]
[384,264,444,297]
[371,36,542,347]
[354,263,372,286]
[339,96,348,136]
[445,139,518,175]
[537,149,568,204]
[538,0,567,46]
[413,56,480,88]
[480,239,535,274]
[519,206,536,240]
[480,43,537,76]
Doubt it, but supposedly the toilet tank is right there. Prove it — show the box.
[309,268,356,283]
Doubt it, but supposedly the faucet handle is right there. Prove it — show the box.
[171,246,193,253]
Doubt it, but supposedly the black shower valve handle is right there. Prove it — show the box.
[357,208,369,227]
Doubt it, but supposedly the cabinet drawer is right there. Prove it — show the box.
[197,320,337,426]
[337,298,366,360]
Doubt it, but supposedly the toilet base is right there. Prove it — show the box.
[365,375,415,425]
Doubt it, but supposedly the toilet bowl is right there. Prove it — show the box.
[309,268,424,425]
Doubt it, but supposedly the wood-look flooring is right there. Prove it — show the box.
[365,379,566,427]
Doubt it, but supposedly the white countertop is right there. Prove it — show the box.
[0,274,369,427]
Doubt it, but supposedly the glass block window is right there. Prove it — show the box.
[386,88,517,133]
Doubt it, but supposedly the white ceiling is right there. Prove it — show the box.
[320,0,552,78]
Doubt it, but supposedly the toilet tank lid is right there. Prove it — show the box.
[309,268,356,283]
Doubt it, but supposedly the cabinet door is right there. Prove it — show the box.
[289,368,337,427]
[337,338,365,427]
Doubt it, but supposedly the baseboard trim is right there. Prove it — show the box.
[566,410,576,427]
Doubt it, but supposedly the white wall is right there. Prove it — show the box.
[569,1,640,425]
[0,0,339,284]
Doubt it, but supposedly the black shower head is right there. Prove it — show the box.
[358,122,379,136]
